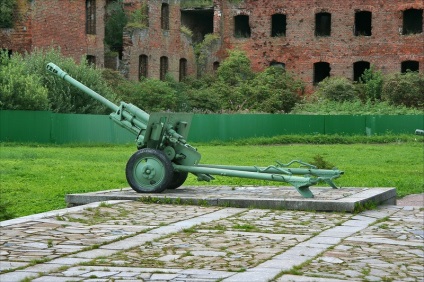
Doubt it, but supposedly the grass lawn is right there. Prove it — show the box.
[0,141,423,218]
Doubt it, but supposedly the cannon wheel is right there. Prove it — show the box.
[126,148,173,193]
[167,171,189,189]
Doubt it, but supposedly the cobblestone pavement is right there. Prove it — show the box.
[0,200,423,282]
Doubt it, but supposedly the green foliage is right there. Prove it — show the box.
[358,66,383,101]
[125,4,148,29]
[183,75,221,113]
[180,25,193,37]
[0,51,49,110]
[0,0,15,28]
[217,50,254,86]
[105,1,128,52]
[309,154,335,169]
[291,99,422,115]
[115,77,177,112]
[21,48,117,114]
[382,71,424,109]
[248,66,303,113]
[316,77,357,102]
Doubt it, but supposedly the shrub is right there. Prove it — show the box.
[248,66,303,113]
[216,49,254,86]
[116,77,177,112]
[358,66,383,101]
[23,48,117,114]
[182,74,221,112]
[382,71,424,108]
[0,51,49,110]
[316,77,357,102]
[185,87,221,113]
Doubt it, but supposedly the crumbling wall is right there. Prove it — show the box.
[0,0,32,53]
[1,0,105,66]
[215,0,424,91]
[123,0,196,81]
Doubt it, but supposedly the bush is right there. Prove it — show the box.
[185,87,222,113]
[291,98,422,115]
[0,51,49,110]
[358,66,383,101]
[116,77,177,112]
[217,49,254,86]
[182,74,221,112]
[382,71,424,108]
[23,48,117,114]
[316,77,357,102]
[248,66,303,113]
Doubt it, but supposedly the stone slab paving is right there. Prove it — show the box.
[66,186,397,212]
[0,200,423,282]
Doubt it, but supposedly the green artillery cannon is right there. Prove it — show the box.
[46,63,343,198]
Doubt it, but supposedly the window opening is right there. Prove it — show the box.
[313,62,330,85]
[181,9,213,43]
[271,14,286,37]
[353,61,370,82]
[86,55,96,66]
[401,60,419,73]
[270,61,285,69]
[139,55,148,80]
[213,61,220,72]
[86,0,96,34]
[160,56,168,81]
[234,15,251,38]
[161,3,169,30]
[179,58,187,81]
[315,12,331,36]
[402,9,423,35]
[354,11,372,36]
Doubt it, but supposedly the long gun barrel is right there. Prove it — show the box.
[46,63,150,147]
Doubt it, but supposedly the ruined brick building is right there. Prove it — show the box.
[1,0,423,91]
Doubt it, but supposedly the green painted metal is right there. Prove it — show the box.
[0,110,52,143]
[366,115,424,136]
[324,115,366,135]
[45,62,346,198]
[188,114,325,142]
[174,161,343,198]
[1,111,422,144]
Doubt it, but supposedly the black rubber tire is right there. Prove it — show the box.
[126,148,174,193]
[167,171,189,190]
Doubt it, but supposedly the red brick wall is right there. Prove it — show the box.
[1,0,105,66]
[0,0,32,53]
[215,0,424,91]
[123,0,196,81]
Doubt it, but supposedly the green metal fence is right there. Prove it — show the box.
[0,110,422,144]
